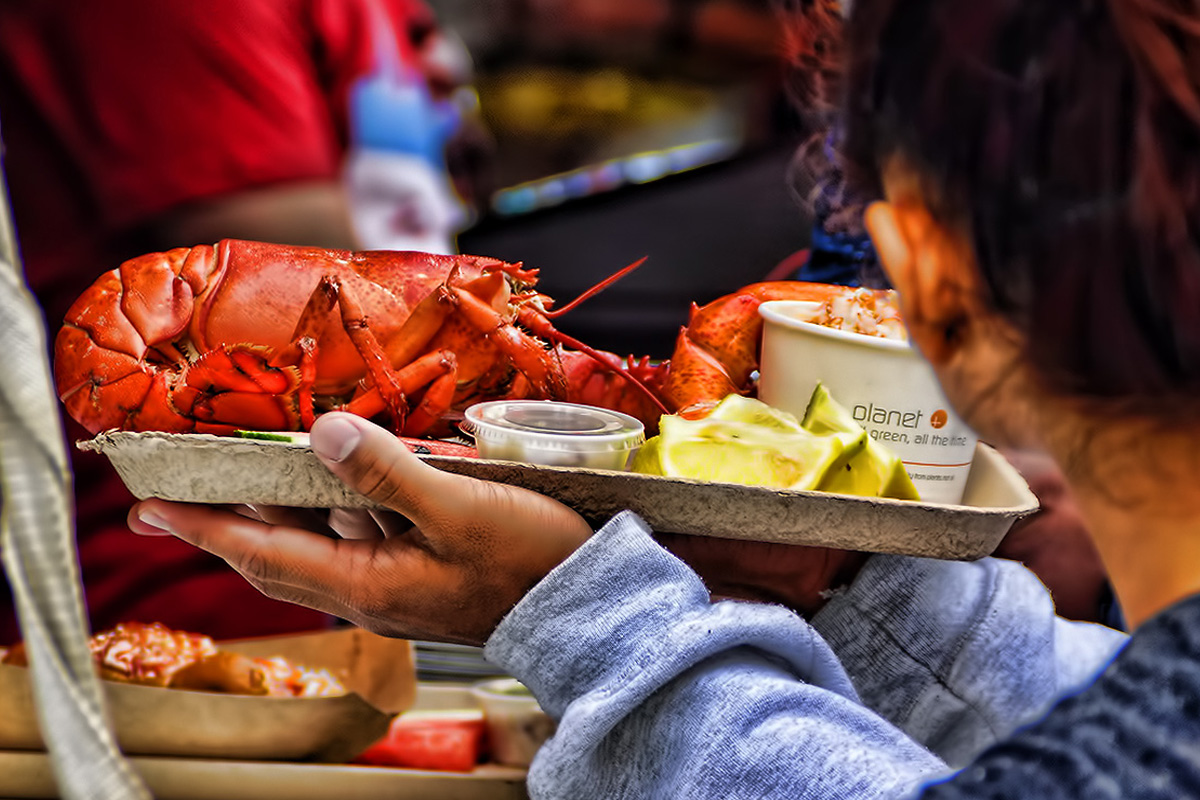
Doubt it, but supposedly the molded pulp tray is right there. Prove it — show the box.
[0,753,528,800]
[0,628,413,762]
[81,432,1038,561]
[0,682,527,800]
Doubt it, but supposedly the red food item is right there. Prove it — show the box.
[251,654,346,698]
[89,621,218,686]
[354,713,487,772]
[2,622,346,697]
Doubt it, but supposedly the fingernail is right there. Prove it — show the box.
[312,415,362,463]
[136,509,173,535]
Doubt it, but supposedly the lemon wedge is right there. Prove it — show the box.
[700,394,805,432]
[633,395,865,490]
[801,383,920,500]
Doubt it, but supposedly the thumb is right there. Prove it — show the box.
[310,412,467,531]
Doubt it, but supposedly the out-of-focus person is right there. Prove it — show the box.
[0,0,485,643]
[787,117,1120,627]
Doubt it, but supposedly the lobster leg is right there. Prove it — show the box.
[271,276,342,429]
[557,348,667,429]
[282,276,423,431]
[518,308,669,417]
[342,350,460,436]
[279,276,464,435]
[446,285,569,400]
[380,282,459,370]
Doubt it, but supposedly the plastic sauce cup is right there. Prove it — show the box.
[470,678,556,768]
[758,300,979,505]
[461,400,645,471]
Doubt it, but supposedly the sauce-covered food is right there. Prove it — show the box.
[1,621,346,697]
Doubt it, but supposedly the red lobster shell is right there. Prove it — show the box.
[54,239,661,437]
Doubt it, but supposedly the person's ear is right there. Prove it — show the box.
[863,200,915,301]
[864,200,971,366]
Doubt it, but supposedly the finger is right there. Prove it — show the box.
[130,499,366,600]
[310,412,478,534]
[328,507,385,540]
[370,509,420,539]
[130,500,456,637]
[253,505,334,534]
[224,504,259,520]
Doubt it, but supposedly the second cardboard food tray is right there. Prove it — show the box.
[82,432,1038,561]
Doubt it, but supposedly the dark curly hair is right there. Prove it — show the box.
[788,0,1200,405]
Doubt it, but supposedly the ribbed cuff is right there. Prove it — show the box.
[484,511,713,719]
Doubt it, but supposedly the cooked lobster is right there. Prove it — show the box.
[54,239,666,437]
[54,238,891,438]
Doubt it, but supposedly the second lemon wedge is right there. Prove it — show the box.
[631,395,866,491]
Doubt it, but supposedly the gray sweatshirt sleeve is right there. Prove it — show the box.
[811,554,1128,766]
[485,512,1126,799]
[486,512,949,800]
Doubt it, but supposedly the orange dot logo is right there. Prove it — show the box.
[930,409,948,429]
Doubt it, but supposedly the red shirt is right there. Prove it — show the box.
[0,0,434,643]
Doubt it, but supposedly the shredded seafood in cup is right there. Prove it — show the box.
[803,288,907,341]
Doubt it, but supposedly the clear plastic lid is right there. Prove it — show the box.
[462,400,645,453]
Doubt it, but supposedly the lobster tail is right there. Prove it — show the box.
[54,248,213,433]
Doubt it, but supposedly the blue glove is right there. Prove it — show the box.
[349,67,461,169]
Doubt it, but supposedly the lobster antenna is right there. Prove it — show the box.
[544,257,648,319]
[549,329,670,416]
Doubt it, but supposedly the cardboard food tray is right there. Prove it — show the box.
[81,431,1038,560]
[0,751,528,800]
[0,628,414,763]
[0,681,528,799]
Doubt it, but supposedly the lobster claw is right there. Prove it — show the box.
[658,325,748,412]
[174,346,303,433]
[657,293,765,411]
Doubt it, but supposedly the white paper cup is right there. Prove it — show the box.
[758,300,978,505]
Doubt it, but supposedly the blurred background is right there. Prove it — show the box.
[434,0,812,358]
